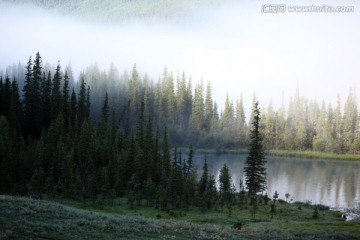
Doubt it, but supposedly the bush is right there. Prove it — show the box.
[315,204,330,211]
[312,207,319,219]
[233,222,243,230]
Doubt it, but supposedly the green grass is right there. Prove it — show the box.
[1,195,360,239]
[267,149,360,161]
[0,195,242,239]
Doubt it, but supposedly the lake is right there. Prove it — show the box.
[194,154,360,210]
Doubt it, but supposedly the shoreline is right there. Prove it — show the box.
[192,148,360,161]
[267,149,360,161]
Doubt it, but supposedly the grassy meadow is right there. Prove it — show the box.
[1,195,360,239]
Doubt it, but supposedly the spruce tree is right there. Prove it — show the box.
[51,62,62,121]
[62,71,70,129]
[219,163,232,208]
[22,56,33,138]
[199,154,209,196]
[32,52,43,138]
[244,101,266,196]
[9,78,22,134]
[42,71,52,130]
[69,88,77,129]
[77,78,87,125]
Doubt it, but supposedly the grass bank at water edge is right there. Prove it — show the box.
[267,149,360,161]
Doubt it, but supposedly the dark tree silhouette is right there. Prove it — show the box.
[244,101,266,196]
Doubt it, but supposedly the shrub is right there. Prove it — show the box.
[315,204,330,211]
[312,207,319,219]
[233,222,243,230]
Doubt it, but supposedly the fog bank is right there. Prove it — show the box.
[1,0,359,113]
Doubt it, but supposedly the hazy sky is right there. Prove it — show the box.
[0,0,359,113]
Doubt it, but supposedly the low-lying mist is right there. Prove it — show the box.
[1,0,359,112]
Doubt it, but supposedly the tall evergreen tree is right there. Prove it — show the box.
[219,163,232,207]
[51,62,63,121]
[98,92,110,137]
[63,71,70,128]
[244,101,266,196]
[235,94,247,145]
[189,81,204,133]
[42,71,52,130]
[32,52,43,137]
[77,77,87,125]
[8,78,22,133]
[199,154,209,195]
[22,56,33,138]
[204,81,213,131]
[69,88,77,129]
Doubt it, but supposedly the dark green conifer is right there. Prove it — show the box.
[244,101,267,196]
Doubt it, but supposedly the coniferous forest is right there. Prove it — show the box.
[0,52,359,206]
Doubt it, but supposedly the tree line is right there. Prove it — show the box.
[4,54,359,153]
[0,53,269,214]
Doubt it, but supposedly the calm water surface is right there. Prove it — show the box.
[194,154,360,210]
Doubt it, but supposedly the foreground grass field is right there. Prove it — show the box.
[1,195,360,239]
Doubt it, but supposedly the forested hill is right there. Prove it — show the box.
[0,0,235,22]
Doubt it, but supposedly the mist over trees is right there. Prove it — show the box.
[0,53,360,208]
[1,54,360,154]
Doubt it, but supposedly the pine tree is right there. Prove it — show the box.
[3,76,11,118]
[343,88,358,153]
[334,94,343,153]
[235,94,247,145]
[69,88,77,129]
[199,154,209,195]
[98,92,110,138]
[189,81,204,133]
[42,71,52,130]
[204,81,213,131]
[0,116,13,192]
[63,71,70,129]
[244,101,266,196]
[219,163,232,208]
[162,127,171,181]
[8,78,22,134]
[175,72,188,129]
[166,72,176,124]
[86,86,91,119]
[186,144,193,178]
[51,62,63,121]
[32,52,43,138]
[77,77,87,125]
[22,56,33,138]
[77,119,95,202]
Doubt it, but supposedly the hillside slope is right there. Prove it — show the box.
[0,195,243,239]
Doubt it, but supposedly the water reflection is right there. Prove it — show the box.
[194,154,360,209]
